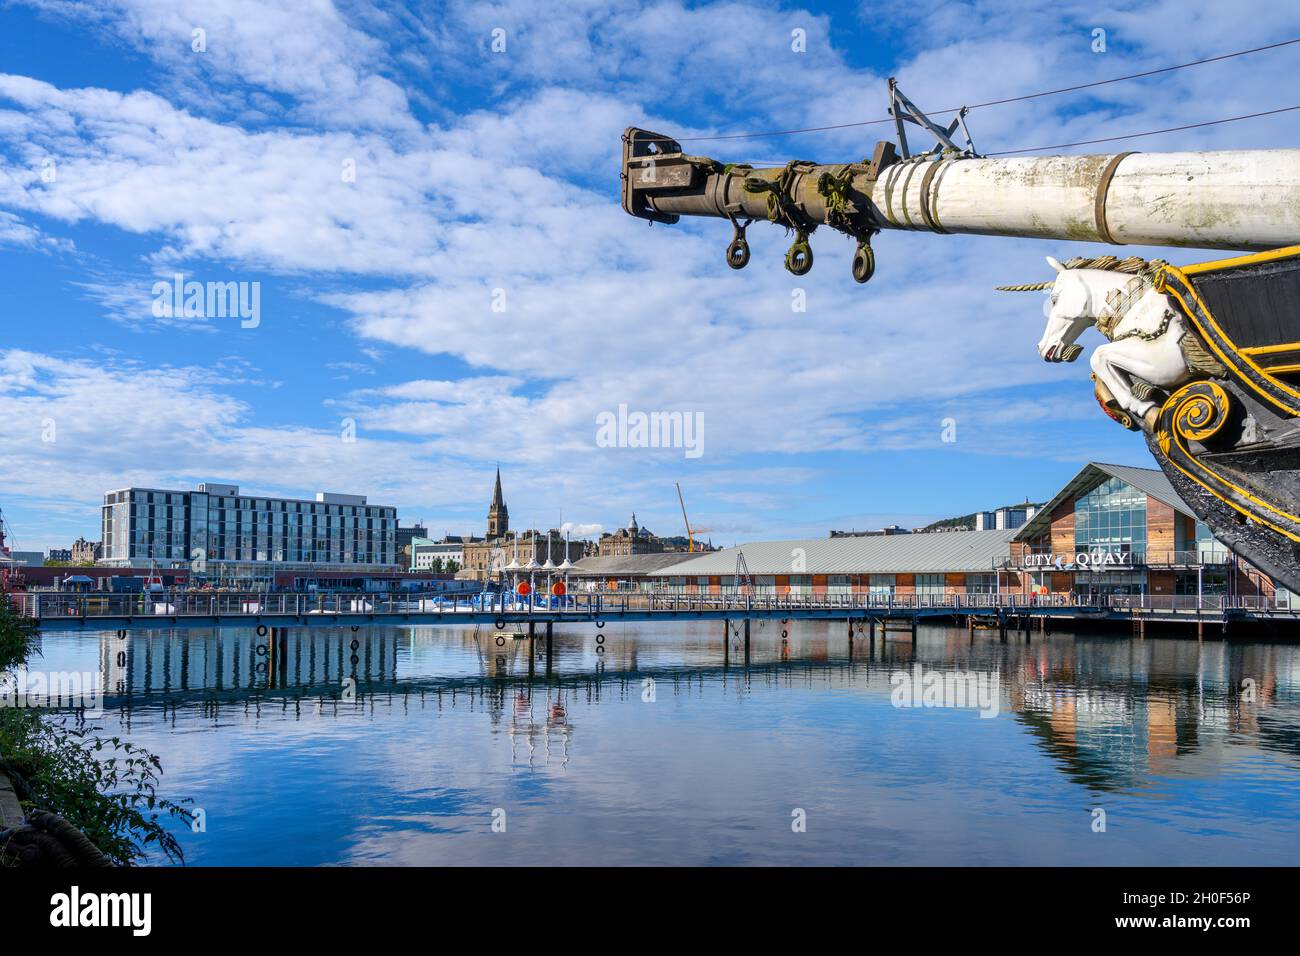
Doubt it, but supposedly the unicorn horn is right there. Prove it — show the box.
[995,281,1054,291]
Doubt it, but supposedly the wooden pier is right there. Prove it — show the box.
[9,589,1295,636]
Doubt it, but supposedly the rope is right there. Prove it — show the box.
[641,38,1300,144]
[987,103,1300,155]
[0,759,114,867]
[730,102,1300,167]
[742,161,818,231]
[816,165,875,241]
[1,809,114,867]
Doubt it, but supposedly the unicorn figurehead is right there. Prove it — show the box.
[1003,256,1132,363]
[1000,253,1195,432]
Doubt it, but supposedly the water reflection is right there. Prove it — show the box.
[27,621,1300,865]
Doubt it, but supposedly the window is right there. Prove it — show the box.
[869,574,895,597]
[1193,520,1228,563]
[1175,571,1227,595]
[1074,477,1147,556]
[965,573,997,594]
[1073,571,1146,595]
[915,573,945,597]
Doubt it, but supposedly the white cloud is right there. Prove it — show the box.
[19,0,416,129]
[3,0,1297,544]
[0,209,73,252]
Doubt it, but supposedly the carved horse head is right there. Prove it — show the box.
[999,256,1142,363]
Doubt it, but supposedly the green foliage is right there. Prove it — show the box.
[0,711,192,866]
[919,503,1045,533]
[920,513,978,532]
[0,598,191,866]
[0,599,39,671]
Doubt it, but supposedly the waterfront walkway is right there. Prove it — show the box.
[10,589,1295,634]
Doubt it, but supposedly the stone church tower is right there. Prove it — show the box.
[487,467,509,539]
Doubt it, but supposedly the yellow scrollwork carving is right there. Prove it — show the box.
[1164,381,1231,443]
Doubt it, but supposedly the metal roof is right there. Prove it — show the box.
[1095,462,1191,511]
[642,529,1018,577]
[1013,461,1191,541]
[568,553,700,577]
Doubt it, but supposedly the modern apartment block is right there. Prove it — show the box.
[974,504,1039,531]
[100,483,398,577]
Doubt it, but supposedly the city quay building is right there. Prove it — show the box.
[1006,462,1273,602]
[100,483,399,581]
[567,462,1283,607]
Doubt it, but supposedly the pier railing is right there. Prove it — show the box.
[5,588,1285,622]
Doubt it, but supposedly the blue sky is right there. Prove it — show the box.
[2,0,1299,553]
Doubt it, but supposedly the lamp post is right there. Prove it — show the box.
[541,529,556,606]
[557,529,573,609]
[524,522,541,611]
[504,529,522,606]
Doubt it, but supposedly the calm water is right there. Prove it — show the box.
[26,620,1300,866]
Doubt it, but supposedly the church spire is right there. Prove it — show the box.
[488,467,508,538]
[491,467,505,510]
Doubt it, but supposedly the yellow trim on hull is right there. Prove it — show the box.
[1178,244,1300,276]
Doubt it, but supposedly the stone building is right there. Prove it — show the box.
[460,470,583,582]
[71,537,102,564]
[598,514,666,557]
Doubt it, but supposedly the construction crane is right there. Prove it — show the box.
[0,505,24,591]
[675,482,712,553]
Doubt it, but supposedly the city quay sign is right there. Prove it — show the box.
[1021,551,1136,571]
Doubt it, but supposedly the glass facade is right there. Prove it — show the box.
[1193,519,1228,563]
[1074,477,1147,556]
[100,486,398,574]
